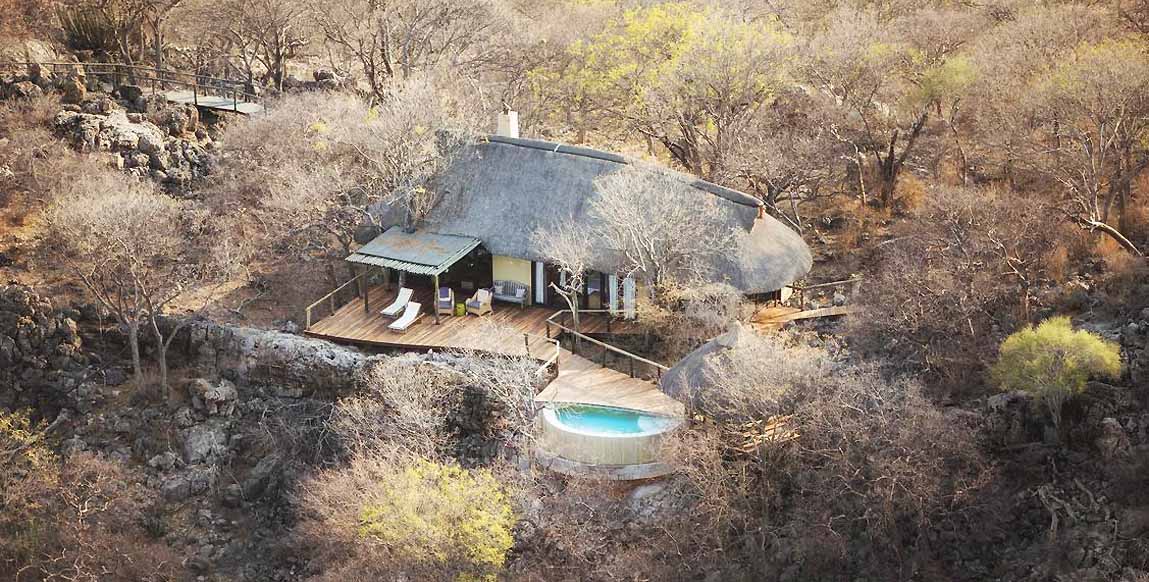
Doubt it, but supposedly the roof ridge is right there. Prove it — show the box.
[484,135,763,209]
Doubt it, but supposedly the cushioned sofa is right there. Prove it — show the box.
[491,280,530,307]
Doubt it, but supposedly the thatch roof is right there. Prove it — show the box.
[659,323,762,409]
[379,135,812,293]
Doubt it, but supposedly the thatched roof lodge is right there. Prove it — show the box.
[362,113,812,316]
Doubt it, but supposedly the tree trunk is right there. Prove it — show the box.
[128,321,143,385]
[149,315,170,400]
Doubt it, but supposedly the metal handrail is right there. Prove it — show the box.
[526,332,561,379]
[544,309,668,380]
[0,61,261,109]
[791,276,863,307]
[304,273,364,329]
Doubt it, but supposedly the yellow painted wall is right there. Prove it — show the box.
[492,255,532,288]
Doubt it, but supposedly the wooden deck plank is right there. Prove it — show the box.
[535,351,683,416]
[306,285,562,357]
[307,284,678,417]
[306,285,636,356]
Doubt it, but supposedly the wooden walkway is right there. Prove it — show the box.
[752,304,854,332]
[536,350,682,416]
[165,90,264,115]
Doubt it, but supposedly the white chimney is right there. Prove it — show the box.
[496,110,519,138]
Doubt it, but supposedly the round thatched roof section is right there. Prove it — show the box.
[421,136,812,293]
[660,323,762,411]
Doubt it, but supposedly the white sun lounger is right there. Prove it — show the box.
[388,302,423,333]
[380,287,413,318]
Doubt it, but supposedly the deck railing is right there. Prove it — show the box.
[526,332,562,381]
[544,309,669,382]
[790,276,864,308]
[304,273,364,330]
[0,61,261,112]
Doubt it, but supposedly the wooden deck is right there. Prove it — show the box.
[536,351,683,416]
[305,285,625,357]
[306,284,680,417]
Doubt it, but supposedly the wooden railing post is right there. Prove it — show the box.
[305,306,312,329]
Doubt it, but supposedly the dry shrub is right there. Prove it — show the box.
[1096,252,1149,315]
[334,352,541,462]
[0,96,82,202]
[296,453,517,582]
[0,0,59,38]
[662,334,988,579]
[1092,235,1136,273]
[1,411,178,581]
[509,474,694,581]
[893,172,928,214]
[849,186,1059,395]
[837,203,887,249]
[1045,243,1070,284]
[637,282,743,361]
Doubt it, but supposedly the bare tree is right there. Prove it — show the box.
[531,221,594,332]
[177,0,310,90]
[1021,38,1149,255]
[45,168,227,394]
[211,82,479,287]
[849,186,1058,391]
[313,0,511,101]
[802,7,982,207]
[338,75,483,229]
[589,164,741,299]
[728,88,839,230]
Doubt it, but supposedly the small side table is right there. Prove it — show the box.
[455,302,466,317]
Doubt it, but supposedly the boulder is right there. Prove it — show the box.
[148,450,181,471]
[118,84,144,104]
[6,80,43,100]
[188,378,239,416]
[60,76,86,104]
[182,420,230,465]
[1096,417,1131,460]
[137,129,164,154]
[242,453,283,499]
[160,467,215,501]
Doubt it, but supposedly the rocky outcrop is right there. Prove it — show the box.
[0,285,91,415]
[53,105,215,188]
[157,318,379,397]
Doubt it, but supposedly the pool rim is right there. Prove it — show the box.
[540,402,684,439]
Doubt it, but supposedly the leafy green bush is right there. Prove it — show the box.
[357,459,514,581]
[991,316,1121,426]
[301,454,516,581]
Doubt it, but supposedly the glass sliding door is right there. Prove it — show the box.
[585,272,603,310]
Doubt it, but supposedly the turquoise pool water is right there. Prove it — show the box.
[553,405,678,435]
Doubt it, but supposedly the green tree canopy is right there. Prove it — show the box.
[991,316,1122,426]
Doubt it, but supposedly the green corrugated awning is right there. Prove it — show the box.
[345,227,482,276]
